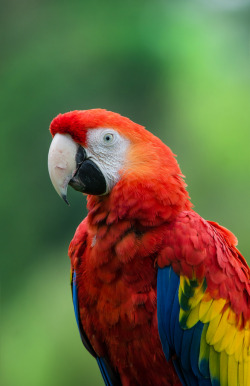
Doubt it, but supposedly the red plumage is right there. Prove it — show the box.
[69,216,181,385]
[50,109,250,385]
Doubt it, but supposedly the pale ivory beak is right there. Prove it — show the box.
[48,133,78,204]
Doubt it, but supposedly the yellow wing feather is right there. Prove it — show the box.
[219,350,228,386]
[228,354,238,386]
[179,275,250,385]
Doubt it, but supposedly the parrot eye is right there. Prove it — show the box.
[103,133,114,145]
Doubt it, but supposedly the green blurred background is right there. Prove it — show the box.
[1,0,250,385]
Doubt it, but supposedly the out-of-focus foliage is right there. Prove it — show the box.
[1,0,249,385]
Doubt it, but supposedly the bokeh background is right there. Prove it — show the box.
[1,0,250,385]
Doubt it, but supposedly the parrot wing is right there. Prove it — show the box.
[69,219,121,386]
[157,211,250,386]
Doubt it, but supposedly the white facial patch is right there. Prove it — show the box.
[85,128,130,193]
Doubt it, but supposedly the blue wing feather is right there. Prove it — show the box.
[172,358,188,386]
[97,357,114,386]
[173,298,184,358]
[170,287,180,350]
[157,266,180,360]
[173,288,184,358]
[190,322,204,378]
[157,267,171,359]
[157,266,212,386]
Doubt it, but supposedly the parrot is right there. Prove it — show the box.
[48,109,250,386]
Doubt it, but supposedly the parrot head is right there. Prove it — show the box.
[48,109,191,222]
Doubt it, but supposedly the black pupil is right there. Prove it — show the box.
[106,135,111,141]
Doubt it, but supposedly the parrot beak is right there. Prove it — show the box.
[48,133,107,204]
[48,133,79,204]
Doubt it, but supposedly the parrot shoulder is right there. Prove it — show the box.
[158,210,250,309]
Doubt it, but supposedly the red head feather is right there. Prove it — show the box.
[50,109,144,145]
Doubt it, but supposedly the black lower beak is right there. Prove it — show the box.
[69,146,107,195]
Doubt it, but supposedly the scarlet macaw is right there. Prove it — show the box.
[48,109,250,386]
